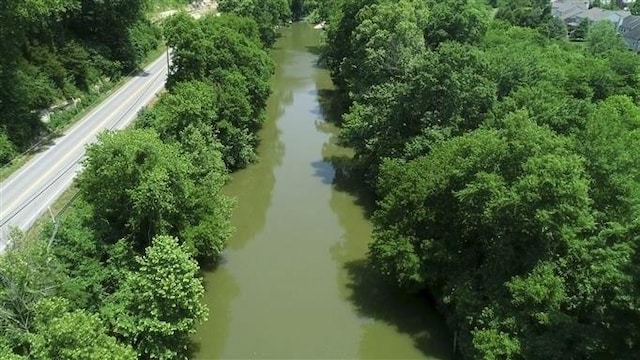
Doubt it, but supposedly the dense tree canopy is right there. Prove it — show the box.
[79,129,232,261]
[218,0,291,46]
[156,13,274,171]
[103,236,207,360]
[164,13,274,118]
[325,0,640,358]
[495,0,552,28]
[29,298,136,360]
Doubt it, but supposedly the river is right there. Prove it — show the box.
[193,22,452,359]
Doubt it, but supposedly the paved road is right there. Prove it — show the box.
[0,52,169,251]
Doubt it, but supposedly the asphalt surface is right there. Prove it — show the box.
[0,52,169,251]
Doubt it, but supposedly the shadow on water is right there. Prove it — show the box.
[310,159,334,185]
[325,159,452,358]
[327,154,377,217]
[306,44,324,56]
[186,340,201,359]
[314,54,453,358]
[316,88,346,126]
[345,259,453,359]
[306,44,330,71]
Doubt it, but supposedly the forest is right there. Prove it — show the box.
[324,0,640,358]
[0,0,292,358]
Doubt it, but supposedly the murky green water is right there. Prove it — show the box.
[193,23,452,360]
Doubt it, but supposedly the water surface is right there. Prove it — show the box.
[194,22,452,360]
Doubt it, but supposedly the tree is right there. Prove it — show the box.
[324,0,378,90]
[369,113,595,358]
[586,20,627,55]
[164,13,274,115]
[44,198,109,311]
[218,0,291,46]
[103,236,207,360]
[490,81,592,134]
[580,96,640,222]
[79,129,232,261]
[69,0,147,70]
[539,16,567,39]
[137,79,257,170]
[495,0,552,28]
[339,0,428,97]
[0,0,160,153]
[340,41,496,184]
[0,238,69,351]
[571,18,591,40]
[424,0,489,47]
[326,1,640,357]
[29,298,136,360]
[632,1,640,15]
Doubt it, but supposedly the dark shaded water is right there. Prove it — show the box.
[193,22,452,359]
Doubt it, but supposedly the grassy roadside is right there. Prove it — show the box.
[0,44,167,183]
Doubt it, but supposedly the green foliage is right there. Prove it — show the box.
[79,129,232,261]
[632,1,640,16]
[424,0,489,47]
[137,79,257,170]
[495,0,552,28]
[580,96,640,222]
[324,0,378,91]
[340,41,496,184]
[489,81,592,134]
[0,239,69,351]
[218,0,291,46]
[160,12,274,172]
[371,113,593,287]
[326,0,640,358]
[571,18,591,40]
[0,130,16,164]
[164,13,274,114]
[370,114,606,358]
[104,236,207,360]
[46,199,109,311]
[586,21,627,56]
[539,16,567,39]
[29,298,136,360]
[339,0,428,96]
[2,4,275,359]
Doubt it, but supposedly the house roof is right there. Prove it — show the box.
[622,14,640,30]
[557,6,586,20]
[623,26,640,41]
[579,8,622,22]
[551,0,590,14]
[585,8,611,21]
